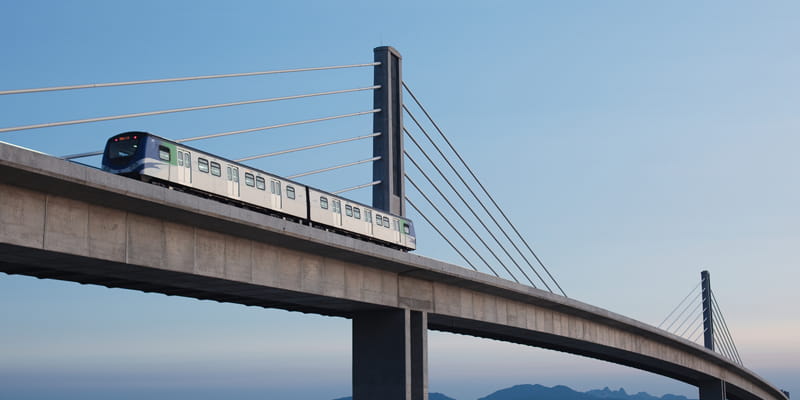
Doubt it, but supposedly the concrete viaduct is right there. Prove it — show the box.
[0,141,787,400]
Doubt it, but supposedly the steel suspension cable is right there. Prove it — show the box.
[403,82,566,296]
[711,291,743,364]
[1,86,379,134]
[235,133,380,162]
[61,109,381,160]
[405,175,501,278]
[674,302,702,336]
[0,62,380,96]
[404,127,538,287]
[709,300,739,365]
[679,311,703,338]
[659,282,702,329]
[713,330,736,362]
[665,290,703,333]
[332,180,381,195]
[406,197,479,272]
[688,319,705,342]
[288,156,380,179]
[404,108,547,290]
[406,152,521,284]
[710,292,741,363]
[178,109,379,143]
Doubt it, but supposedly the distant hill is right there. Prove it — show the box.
[332,384,696,400]
[479,384,697,400]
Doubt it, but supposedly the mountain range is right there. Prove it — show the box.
[333,384,697,400]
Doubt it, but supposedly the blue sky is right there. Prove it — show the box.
[1,1,798,399]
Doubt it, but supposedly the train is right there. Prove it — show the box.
[101,131,416,251]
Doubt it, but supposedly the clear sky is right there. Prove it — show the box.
[1,1,798,399]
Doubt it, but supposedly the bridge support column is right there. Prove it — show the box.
[699,379,727,400]
[353,309,427,400]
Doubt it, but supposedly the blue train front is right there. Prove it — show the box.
[101,131,159,177]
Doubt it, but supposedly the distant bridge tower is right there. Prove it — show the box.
[699,270,726,400]
[372,46,405,216]
[701,270,714,351]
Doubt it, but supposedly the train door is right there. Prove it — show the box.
[392,218,402,243]
[226,165,240,198]
[175,150,192,185]
[270,179,282,210]
[331,199,342,226]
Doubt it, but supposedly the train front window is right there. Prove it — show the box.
[107,136,141,159]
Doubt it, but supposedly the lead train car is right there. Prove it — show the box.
[101,131,416,251]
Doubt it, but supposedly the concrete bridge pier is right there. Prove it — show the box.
[700,379,727,400]
[353,309,428,400]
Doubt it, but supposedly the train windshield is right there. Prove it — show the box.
[107,134,143,159]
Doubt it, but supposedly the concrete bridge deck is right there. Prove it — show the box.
[0,141,787,400]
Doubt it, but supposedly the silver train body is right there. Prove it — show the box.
[101,132,416,250]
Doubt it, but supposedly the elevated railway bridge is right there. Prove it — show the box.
[0,47,789,400]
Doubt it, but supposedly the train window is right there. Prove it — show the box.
[226,166,232,181]
[231,167,239,182]
[210,162,221,177]
[245,173,255,187]
[365,210,372,223]
[286,186,295,199]
[198,158,209,173]
[383,216,390,228]
[184,152,191,168]
[345,205,353,217]
[159,146,170,161]
[255,176,265,190]
[353,207,361,219]
[332,200,341,214]
[375,214,382,226]
[404,224,410,234]
[177,151,184,166]
[320,196,328,209]
[393,219,400,232]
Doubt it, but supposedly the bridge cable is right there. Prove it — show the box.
[679,311,703,339]
[711,291,743,364]
[235,133,380,162]
[712,328,737,362]
[708,298,738,363]
[404,127,537,287]
[664,289,703,333]
[713,330,737,363]
[406,197,480,273]
[405,174,502,278]
[1,86,380,134]
[405,152,522,284]
[711,292,742,364]
[658,282,701,329]
[333,180,381,195]
[403,83,566,296]
[0,62,381,96]
[673,302,702,336]
[688,318,705,343]
[61,109,381,160]
[288,156,380,180]
[404,109,547,290]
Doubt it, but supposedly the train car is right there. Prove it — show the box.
[308,188,415,250]
[101,131,416,250]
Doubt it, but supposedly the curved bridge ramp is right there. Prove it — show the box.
[0,142,787,400]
